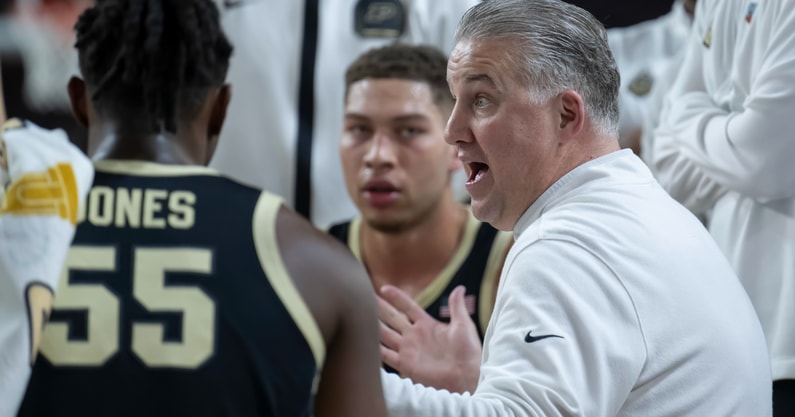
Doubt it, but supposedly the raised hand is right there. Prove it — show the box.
[378,285,482,394]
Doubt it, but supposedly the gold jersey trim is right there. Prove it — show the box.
[478,230,512,331]
[252,192,325,370]
[93,160,221,177]
[348,208,481,310]
[26,282,55,365]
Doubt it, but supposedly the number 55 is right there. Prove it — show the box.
[40,246,215,369]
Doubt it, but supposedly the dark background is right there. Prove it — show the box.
[566,0,676,28]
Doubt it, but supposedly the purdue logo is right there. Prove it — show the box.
[354,0,405,39]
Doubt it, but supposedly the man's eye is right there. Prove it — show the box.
[399,127,422,138]
[474,96,490,108]
[348,125,371,136]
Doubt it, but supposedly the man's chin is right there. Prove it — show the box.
[470,200,511,231]
[469,199,490,223]
[365,217,410,235]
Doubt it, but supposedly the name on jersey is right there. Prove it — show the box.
[78,186,195,229]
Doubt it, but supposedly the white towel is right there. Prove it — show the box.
[0,119,93,417]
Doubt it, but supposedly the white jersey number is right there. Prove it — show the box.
[40,246,215,369]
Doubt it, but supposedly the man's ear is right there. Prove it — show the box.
[205,84,231,165]
[558,89,585,139]
[67,76,89,127]
[209,84,231,137]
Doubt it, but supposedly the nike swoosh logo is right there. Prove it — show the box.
[524,330,563,343]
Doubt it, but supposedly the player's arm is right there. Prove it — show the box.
[275,206,388,417]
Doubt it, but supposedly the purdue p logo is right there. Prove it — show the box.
[0,163,80,225]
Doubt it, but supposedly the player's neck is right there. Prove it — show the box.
[87,121,208,166]
[361,197,468,298]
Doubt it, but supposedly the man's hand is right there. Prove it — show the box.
[378,285,482,394]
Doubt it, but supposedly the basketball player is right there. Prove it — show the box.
[13,1,387,416]
[328,44,512,389]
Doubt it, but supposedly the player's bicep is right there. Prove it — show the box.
[313,261,386,417]
[271,204,386,417]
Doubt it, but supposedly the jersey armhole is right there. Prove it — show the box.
[252,192,326,369]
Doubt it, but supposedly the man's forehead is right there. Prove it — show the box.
[447,40,503,87]
[448,39,476,69]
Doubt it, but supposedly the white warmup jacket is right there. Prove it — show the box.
[383,151,771,416]
[0,121,93,417]
[652,0,795,380]
[210,0,476,228]
[606,1,692,149]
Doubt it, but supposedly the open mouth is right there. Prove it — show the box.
[467,162,490,184]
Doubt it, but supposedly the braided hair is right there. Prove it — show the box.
[74,0,233,132]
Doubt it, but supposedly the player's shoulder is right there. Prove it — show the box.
[249,193,367,300]
[271,204,368,301]
[276,205,359,271]
[258,200,373,334]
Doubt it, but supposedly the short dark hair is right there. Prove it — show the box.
[74,0,233,132]
[345,44,453,113]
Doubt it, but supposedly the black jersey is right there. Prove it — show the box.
[328,210,512,339]
[19,161,324,417]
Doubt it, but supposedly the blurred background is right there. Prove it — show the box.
[1,0,92,149]
[0,0,675,152]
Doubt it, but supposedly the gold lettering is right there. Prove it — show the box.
[142,189,168,229]
[115,188,142,228]
[88,186,114,226]
[81,186,196,229]
[168,191,196,229]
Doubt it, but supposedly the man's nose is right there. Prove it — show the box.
[363,132,397,169]
[445,102,472,145]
